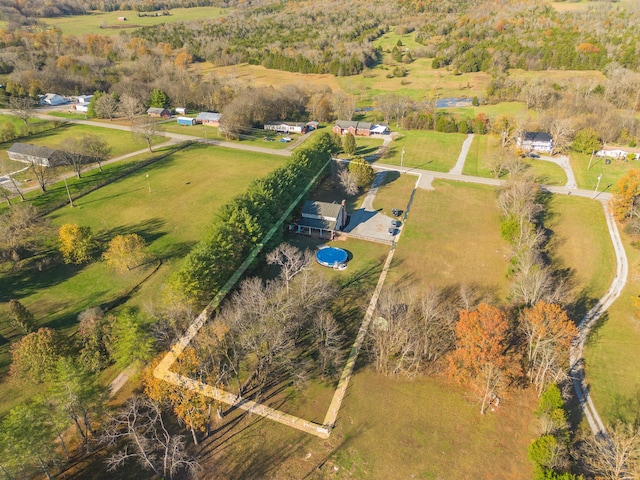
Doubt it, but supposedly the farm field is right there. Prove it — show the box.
[0,144,286,416]
[40,6,228,36]
[389,180,511,296]
[379,130,466,172]
[443,101,529,120]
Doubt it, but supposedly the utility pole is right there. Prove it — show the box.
[146,173,151,193]
[587,149,595,170]
[593,173,602,198]
[63,175,74,207]
[401,147,405,169]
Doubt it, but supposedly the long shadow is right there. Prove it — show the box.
[604,387,640,426]
[342,209,381,232]
[567,287,600,324]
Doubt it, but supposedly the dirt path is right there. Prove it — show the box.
[449,133,474,175]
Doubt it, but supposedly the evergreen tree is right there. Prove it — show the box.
[148,89,170,108]
[342,133,357,156]
[8,299,36,335]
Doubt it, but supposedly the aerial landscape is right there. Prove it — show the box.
[0,0,640,478]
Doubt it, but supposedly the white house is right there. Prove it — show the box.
[517,131,554,153]
[7,143,62,167]
[76,95,93,104]
[264,121,307,134]
[295,200,347,239]
[41,93,68,106]
[596,148,640,160]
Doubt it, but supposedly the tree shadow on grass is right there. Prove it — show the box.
[604,387,640,426]
[566,287,600,326]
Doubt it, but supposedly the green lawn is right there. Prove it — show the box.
[41,6,228,36]
[546,195,616,318]
[390,180,511,297]
[584,230,640,426]
[0,123,165,164]
[157,122,291,149]
[372,171,416,216]
[463,134,566,185]
[379,130,467,172]
[443,101,529,120]
[570,151,640,191]
[0,143,285,416]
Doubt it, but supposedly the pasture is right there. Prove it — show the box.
[41,6,227,36]
[0,144,286,416]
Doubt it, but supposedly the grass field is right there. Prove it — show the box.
[463,134,566,185]
[584,228,640,426]
[389,180,511,297]
[0,144,286,416]
[41,6,227,36]
[196,369,536,479]
[546,195,616,318]
[379,130,467,172]
[443,101,529,120]
[372,171,417,216]
[0,123,164,165]
[569,151,640,191]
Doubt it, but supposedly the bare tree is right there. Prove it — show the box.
[94,94,119,120]
[60,139,88,179]
[134,121,160,153]
[82,134,112,171]
[266,243,312,296]
[0,203,49,262]
[546,117,574,155]
[102,396,200,480]
[119,94,144,124]
[9,96,35,125]
[313,311,344,379]
[338,167,359,196]
[333,92,357,121]
[581,422,640,480]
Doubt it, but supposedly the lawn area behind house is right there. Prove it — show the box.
[379,130,466,172]
[390,180,510,297]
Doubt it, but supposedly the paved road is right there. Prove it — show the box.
[449,133,474,175]
[537,154,577,189]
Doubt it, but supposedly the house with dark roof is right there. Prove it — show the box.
[333,121,390,137]
[147,107,171,118]
[195,112,222,126]
[7,143,63,167]
[295,200,347,239]
[517,132,554,153]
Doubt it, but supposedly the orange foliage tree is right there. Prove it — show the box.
[611,168,640,221]
[448,303,519,414]
[520,301,577,396]
[144,348,218,445]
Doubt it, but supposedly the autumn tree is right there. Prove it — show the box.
[144,350,216,445]
[448,303,517,414]
[59,223,94,264]
[102,396,200,479]
[8,298,37,335]
[611,169,640,221]
[0,203,49,262]
[10,328,68,383]
[102,233,147,272]
[491,114,520,149]
[348,157,376,190]
[342,132,357,156]
[519,302,577,395]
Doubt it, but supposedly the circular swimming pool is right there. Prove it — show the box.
[316,247,348,268]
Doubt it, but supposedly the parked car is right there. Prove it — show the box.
[391,219,401,228]
[388,227,396,236]
[280,137,292,143]
[263,136,275,141]
[528,152,540,158]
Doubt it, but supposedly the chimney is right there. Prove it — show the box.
[340,200,347,229]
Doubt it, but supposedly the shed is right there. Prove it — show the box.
[7,143,62,167]
[75,104,89,113]
[76,95,93,104]
[196,112,222,127]
[41,93,68,106]
[175,107,187,115]
[177,116,196,126]
[147,107,171,118]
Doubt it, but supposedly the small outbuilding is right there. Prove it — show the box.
[41,93,68,106]
[7,143,62,167]
[175,107,187,115]
[76,95,93,104]
[147,107,171,118]
[177,116,196,126]
[196,112,222,126]
[75,104,89,113]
